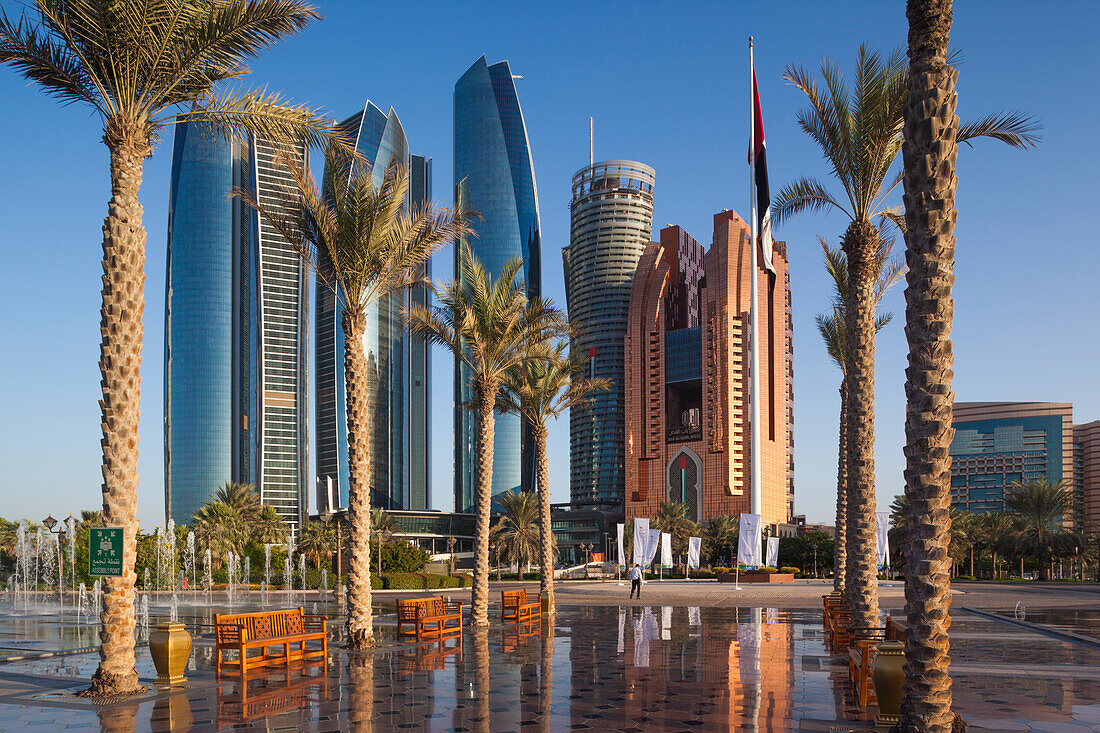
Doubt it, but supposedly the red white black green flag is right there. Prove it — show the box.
[751,51,776,276]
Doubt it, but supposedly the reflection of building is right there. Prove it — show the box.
[950,402,1074,521]
[164,122,309,526]
[624,210,793,526]
[453,55,542,513]
[315,102,432,514]
[563,161,655,510]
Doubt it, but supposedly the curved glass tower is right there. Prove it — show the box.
[315,102,432,513]
[165,121,309,527]
[454,56,542,512]
[563,161,654,508]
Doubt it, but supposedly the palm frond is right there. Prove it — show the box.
[958,111,1041,149]
[772,177,849,227]
[0,8,100,110]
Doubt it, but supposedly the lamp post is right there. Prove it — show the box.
[42,514,70,602]
[582,543,593,579]
[447,536,456,577]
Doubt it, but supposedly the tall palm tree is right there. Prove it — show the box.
[370,507,396,577]
[1004,479,1072,580]
[297,520,334,572]
[211,482,261,522]
[237,153,469,649]
[981,512,1013,580]
[191,502,248,562]
[498,340,607,612]
[251,505,290,546]
[898,4,1039,728]
[815,238,902,593]
[407,246,569,626]
[701,515,738,567]
[490,490,542,573]
[0,0,341,697]
[776,44,1037,632]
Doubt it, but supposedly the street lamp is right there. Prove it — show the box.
[42,514,72,601]
[581,543,593,579]
[447,536,456,577]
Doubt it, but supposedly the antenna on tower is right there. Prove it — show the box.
[589,117,594,166]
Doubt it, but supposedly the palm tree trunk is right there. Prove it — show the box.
[472,379,498,627]
[533,424,555,613]
[86,135,149,697]
[343,309,374,649]
[899,2,959,730]
[843,219,881,631]
[834,379,848,592]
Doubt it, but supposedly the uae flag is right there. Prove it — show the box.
[751,55,776,276]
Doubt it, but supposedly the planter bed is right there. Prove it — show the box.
[716,572,794,583]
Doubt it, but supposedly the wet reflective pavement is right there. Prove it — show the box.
[0,604,1098,731]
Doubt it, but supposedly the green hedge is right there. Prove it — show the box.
[371,575,382,590]
[779,566,800,575]
[376,572,470,590]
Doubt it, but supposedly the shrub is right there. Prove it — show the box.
[713,567,730,574]
[372,540,430,573]
[440,575,462,589]
[382,572,423,590]
[689,569,716,579]
[955,575,977,582]
[370,575,382,590]
[453,573,472,587]
[420,573,444,589]
[779,566,799,575]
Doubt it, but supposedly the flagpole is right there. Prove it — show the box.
[749,37,762,524]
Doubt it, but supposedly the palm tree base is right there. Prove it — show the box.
[79,668,146,698]
[345,630,376,650]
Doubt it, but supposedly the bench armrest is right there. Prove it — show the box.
[303,615,328,632]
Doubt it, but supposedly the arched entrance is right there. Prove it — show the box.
[667,448,702,523]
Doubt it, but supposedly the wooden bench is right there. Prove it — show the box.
[214,608,327,678]
[501,589,541,624]
[847,628,886,707]
[396,597,463,642]
[885,615,906,642]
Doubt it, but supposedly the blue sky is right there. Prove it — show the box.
[1,1,1097,531]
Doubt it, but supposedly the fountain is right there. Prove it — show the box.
[264,544,272,589]
[14,521,28,612]
[203,549,213,605]
[227,552,237,607]
[170,593,179,622]
[298,555,307,602]
[138,594,149,639]
[155,526,162,592]
[320,568,328,601]
[77,582,88,622]
[41,533,55,603]
[284,558,293,599]
[243,557,251,604]
[34,527,42,602]
[66,516,76,592]
[91,579,101,619]
[165,519,177,592]
[185,532,196,590]
[260,581,268,607]
[144,567,151,593]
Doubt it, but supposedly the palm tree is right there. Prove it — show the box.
[1004,479,1072,580]
[490,490,542,573]
[211,482,261,522]
[498,340,607,612]
[777,44,1038,632]
[900,7,1039,727]
[407,246,569,626]
[980,513,1013,580]
[651,501,701,560]
[701,515,738,567]
[370,507,396,577]
[237,150,469,650]
[0,0,343,697]
[297,520,334,572]
[251,505,290,546]
[191,502,248,563]
[815,238,902,593]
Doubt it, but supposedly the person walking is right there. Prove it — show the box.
[629,564,643,599]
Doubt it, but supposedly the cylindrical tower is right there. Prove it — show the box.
[563,160,655,508]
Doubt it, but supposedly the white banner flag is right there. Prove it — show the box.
[632,518,649,568]
[737,513,762,567]
[660,532,672,568]
[766,536,780,568]
[687,536,701,569]
[617,523,625,567]
[644,529,661,568]
[876,512,890,568]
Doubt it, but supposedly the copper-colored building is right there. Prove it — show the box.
[1074,420,1100,534]
[624,209,793,526]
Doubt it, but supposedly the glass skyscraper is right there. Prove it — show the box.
[563,161,654,509]
[315,102,432,514]
[164,121,309,527]
[454,56,542,513]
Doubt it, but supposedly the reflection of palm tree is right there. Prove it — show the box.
[491,491,541,572]
[472,628,491,733]
[346,653,374,732]
[539,623,555,733]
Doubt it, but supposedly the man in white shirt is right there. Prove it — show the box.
[629,564,643,598]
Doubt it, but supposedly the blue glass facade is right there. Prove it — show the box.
[950,414,1065,514]
[454,56,542,513]
[315,103,432,513]
[165,122,309,527]
[164,122,254,525]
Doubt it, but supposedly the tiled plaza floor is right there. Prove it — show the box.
[0,603,1097,731]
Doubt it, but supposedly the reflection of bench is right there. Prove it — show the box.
[214,608,327,677]
[395,636,463,673]
[501,619,539,654]
[216,661,328,725]
[501,589,541,624]
[396,597,463,642]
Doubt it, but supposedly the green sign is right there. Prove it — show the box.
[89,527,124,577]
